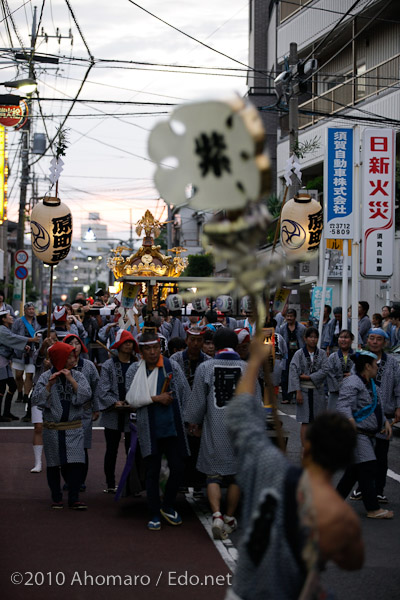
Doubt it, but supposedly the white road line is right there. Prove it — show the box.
[185,493,238,573]
[387,469,400,484]
[277,409,296,420]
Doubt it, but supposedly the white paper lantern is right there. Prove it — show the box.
[192,297,208,312]
[280,193,323,257]
[30,196,73,265]
[216,295,233,313]
[166,294,183,311]
[241,296,252,313]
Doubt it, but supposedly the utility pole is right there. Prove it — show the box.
[288,42,300,199]
[16,7,37,250]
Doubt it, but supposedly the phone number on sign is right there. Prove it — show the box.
[329,223,351,235]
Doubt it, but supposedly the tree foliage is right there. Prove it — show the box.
[183,253,214,277]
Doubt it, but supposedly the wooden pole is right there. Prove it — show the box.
[271,185,289,255]
[47,265,54,338]
[252,294,286,453]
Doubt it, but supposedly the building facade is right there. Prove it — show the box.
[249,0,400,316]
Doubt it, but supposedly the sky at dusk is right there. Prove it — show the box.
[2,0,249,241]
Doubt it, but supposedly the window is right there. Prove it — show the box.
[280,0,312,23]
[356,63,366,99]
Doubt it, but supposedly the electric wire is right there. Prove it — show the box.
[126,0,271,79]
[280,0,400,24]
[0,0,31,25]
[303,0,393,82]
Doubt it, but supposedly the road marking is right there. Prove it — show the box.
[387,469,400,484]
[185,492,238,572]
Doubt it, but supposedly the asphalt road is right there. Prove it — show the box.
[1,399,400,599]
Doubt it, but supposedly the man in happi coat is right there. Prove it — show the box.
[96,329,138,493]
[64,334,100,489]
[12,301,41,420]
[225,340,364,600]
[336,350,393,519]
[185,328,262,540]
[326,329,355,411]
[350,328,400,504]
[289,327,329,447]
[125,331,190,531]
[279,309,306,403]
[170,325,211,492]
[0,310,39,421]
[31,342,91,509]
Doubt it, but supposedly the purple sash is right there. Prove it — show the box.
[115,421,138,501]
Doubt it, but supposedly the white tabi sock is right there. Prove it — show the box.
[31,445,43,473]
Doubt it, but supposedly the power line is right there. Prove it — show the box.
[0,0,31,25]
[28,112,169,118]
[303,0,363,63]
[280,0,400,24]
[126,0,271,79]
[64,0,93,61]
[34,97,176,105]
[304,0,393,82]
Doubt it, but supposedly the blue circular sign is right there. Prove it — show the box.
[15,265,28,280]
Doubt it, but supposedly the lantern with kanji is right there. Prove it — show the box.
[30,196,73,265]
[192,297,208,313]
[280,192,323,257]
[166,294,183,311]
[216,295,233,313]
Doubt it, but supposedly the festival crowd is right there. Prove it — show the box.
[0,288,399,598]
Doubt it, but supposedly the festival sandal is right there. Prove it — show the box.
[367,509,394,519]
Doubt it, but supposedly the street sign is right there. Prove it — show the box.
[15,249,29,264]
[14,265,28,280]
[13,277,22,301]
[361,128,395,278]
[324,128,354,239]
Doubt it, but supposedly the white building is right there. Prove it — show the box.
[249,0,400,317]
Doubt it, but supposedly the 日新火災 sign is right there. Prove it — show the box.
[361,128,395,278]
[325,128,353,239]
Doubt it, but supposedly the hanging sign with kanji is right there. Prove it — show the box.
[310,286,333,321]
[361,129,395,278]
[324,128,353,239]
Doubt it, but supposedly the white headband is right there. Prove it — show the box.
[139,339,160,346]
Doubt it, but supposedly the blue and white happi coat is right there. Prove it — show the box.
[125,358,190,459]
[96,356,137,432]
[73,357,100,448]
[32,370,91,467]
[185,351,262,476]
[326,350,354,411]
[337,374,385,463]
[289,347,328,424]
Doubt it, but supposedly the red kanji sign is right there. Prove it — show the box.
[362,129,395,279]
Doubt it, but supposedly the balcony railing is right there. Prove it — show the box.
[298,53,400,129]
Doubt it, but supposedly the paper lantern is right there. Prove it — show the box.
[192,297,208,312]
[280,193,323,257]
[166,294,183,311]
[216,295,233,313]
[30,196,73,265]
[241,296,252,313]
